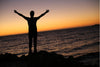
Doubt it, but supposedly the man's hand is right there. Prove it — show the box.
[46,10,49,13]
[14,10,17,13]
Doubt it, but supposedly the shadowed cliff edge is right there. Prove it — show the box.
[0,51,99,67]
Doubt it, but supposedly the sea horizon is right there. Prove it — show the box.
[0,24,99,37]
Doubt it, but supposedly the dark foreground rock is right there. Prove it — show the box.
[0,51,99,67]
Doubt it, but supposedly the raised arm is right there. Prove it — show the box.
[37,10,49,19]
[14,10,27,20]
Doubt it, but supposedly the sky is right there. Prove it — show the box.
[0,0,99,36]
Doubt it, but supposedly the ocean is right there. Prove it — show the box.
[0,25,99,58]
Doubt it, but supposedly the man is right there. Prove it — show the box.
[14,10,49,54]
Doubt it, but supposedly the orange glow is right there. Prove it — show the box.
[0,0,99,36]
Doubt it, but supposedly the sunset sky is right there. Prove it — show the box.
[0,0,99,36]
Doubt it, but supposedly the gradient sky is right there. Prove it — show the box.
[0,0,99,36]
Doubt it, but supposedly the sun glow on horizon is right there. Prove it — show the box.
[0,0,99,36]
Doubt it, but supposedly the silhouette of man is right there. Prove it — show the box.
[14,10,49,54]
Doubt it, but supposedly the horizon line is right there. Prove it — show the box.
[0,24,99,37]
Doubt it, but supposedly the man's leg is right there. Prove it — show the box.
[29,36,32,55]
[34,34,37,53]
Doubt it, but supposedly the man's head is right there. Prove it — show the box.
[30,10,34,17]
